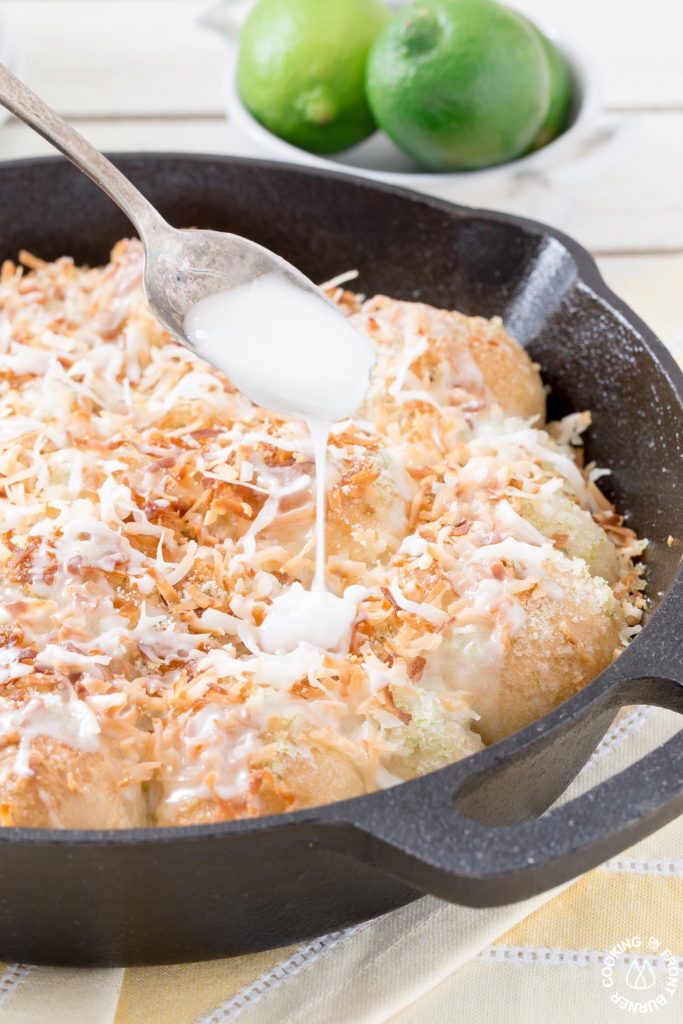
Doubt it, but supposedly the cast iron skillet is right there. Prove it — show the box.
[0,155,681,966]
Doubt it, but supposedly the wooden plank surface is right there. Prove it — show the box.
[597,254,683,351]
[0,1,226,118]
[515,0,683,110]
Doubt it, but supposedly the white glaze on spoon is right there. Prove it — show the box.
[184,272,375,653]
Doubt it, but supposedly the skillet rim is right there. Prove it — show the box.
[0,150,681,848]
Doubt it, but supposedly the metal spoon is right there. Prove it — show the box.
[0,62,325,346]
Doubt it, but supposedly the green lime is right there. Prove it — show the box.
[237,0,389,155]
[516,16,572,150]
[366,0,551,171]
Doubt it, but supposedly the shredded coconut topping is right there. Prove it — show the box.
[0,242,646,826]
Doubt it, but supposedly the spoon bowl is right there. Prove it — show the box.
[140,220,321,344]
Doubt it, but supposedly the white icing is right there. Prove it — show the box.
[0,689,101,777]
[183,273,374,424]
[184,272,375,653]
[259,582,357,655]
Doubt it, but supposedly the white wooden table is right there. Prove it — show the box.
[0,0,681,349]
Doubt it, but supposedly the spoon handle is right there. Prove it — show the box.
[0,62,166,237]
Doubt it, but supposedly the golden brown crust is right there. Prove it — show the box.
[0,736,139,829]
[157,745,367,826]
[467,325,546,423]
[326,458,407,570]
[486,568,621,744]
[254,746,368,815]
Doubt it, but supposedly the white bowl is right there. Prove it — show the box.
[223,24,601,190]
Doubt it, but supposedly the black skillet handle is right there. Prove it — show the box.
[335,591,683,907]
